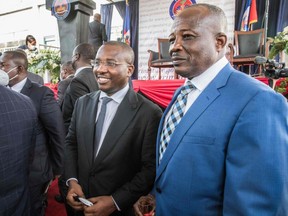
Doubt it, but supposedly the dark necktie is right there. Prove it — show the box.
[94,97,112,159]
[159,81,195,162]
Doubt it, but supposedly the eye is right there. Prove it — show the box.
[183,34,196,40]
[106,62,116,67]
[169,37,175,44]
[94,60,101,67]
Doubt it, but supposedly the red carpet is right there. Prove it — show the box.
[45,179,67,216]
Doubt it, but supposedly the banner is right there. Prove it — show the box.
[123,0,131,45]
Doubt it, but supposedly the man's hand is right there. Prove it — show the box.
[66,180,85,211]
[83,195,117,216]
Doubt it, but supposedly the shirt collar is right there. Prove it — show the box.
[10,77,27,92]
[99,83,129,104]
[75,66,92,76]
[186,56,229,91]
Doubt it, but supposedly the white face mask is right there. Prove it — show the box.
[6,66,19,82]
[0,69,9,86]
[29,45,37,51]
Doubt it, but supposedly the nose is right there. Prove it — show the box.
[169,37,182,56]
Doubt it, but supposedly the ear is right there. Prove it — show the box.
[17,65,24,74]
[215,33,227,52]
[127,64,135,77]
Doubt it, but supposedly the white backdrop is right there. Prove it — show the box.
[138,0,235,80]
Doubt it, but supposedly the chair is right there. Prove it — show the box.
[230,28,266,75]
[147,38,176,80]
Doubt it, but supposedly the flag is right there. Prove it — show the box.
[249,0,258,26]
[241,0,251,31]
[123,0,131,45]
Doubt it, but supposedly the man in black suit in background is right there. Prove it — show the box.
[88,13,108,55]
[57,61,75,108]
[65,41,162,215]
[61,43,99,215]
[0,85,37,216]
[0,50,65,216]
[62,43,99,133]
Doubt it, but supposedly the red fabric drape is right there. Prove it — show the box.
[132,77,269,108]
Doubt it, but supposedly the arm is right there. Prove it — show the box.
[223,90,288,215]
[39,87,65,176]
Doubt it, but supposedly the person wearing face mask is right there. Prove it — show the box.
[18,34,38,53]
[0,50,65,216]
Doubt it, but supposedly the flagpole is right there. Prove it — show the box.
[263,0,269,58]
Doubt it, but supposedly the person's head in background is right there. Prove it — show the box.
[71,43,95,71]
[94,13,101,22]
[25,35,37,51]
[0,50,28,87]
[60,61,75,81]
[93,41,134,96]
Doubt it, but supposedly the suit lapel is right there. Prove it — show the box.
[85,92,100,166]
[92,89,140,168]
[20,79,32,96]
[156,65,233,181]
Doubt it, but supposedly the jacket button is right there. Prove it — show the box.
[156,187,162,193]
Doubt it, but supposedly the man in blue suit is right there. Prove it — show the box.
[135,3,288,215]
[0,85,37,216]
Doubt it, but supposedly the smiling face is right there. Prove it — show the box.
[93,44,134,96]
[168,5,227,79]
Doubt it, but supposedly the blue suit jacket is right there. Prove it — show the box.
[154,63,288,215]
[0,86,37,215]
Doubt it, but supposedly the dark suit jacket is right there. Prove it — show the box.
[57,75,74,109]
[65,88,162,215]
[27,71,44,85]
[88,20,107,53]
[21,79,65,186]
[62,68,99,133]
[0,86,37,216]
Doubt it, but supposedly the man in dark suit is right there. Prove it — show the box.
[65,41,162,215]
[0,50,65,216]
[62,43,99,133]
[0,86,37,216]
[88,13,108,55]
[57,61,75,108]
[135,4,288,215]
[28,71,44,85]
[61,43,99,215]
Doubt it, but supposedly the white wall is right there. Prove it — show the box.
[138,0,235,80]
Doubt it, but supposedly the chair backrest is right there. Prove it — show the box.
[157,38,171,59]
[234,29,265,56]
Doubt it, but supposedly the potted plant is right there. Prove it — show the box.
[27,49,61,83]
[268,26,288,60]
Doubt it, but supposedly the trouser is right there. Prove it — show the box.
[29,181,50,216]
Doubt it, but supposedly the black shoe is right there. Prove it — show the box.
[54,194,64,203]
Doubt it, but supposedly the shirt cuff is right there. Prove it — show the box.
[66,178,78,187]
[111,196,121,211]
